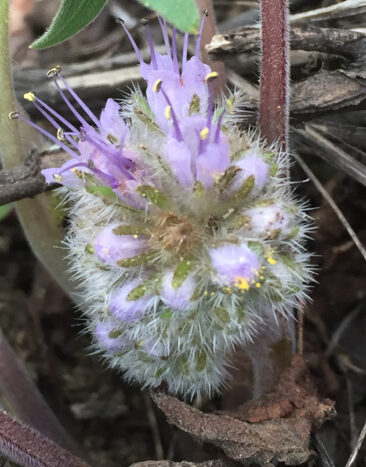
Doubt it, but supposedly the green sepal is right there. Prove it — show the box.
[261,151,276,163]
[286,226,300,240]
[117,251,154,268]
[85,243,94,254]
[270,162,279,177]
[126,283,148,301]
[233,175,255,202]
[173,258,193,289]
[136,185,169,209]
[215,307,230,323]
[113,225,148,236]
[160,309,173,319]
[189,94,200,115]
[193,181,205,196]
[215,166,242,192]
[196,351,207,372]
[108,329,123,339]
[248,241,265,256]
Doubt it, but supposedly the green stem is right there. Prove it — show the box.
[0,0,77,300]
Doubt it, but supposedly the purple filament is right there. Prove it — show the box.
[145,24,158,69]
[57,73,101,129]
[159,86,183,142]
[17,114,79,159]
[172,27,179,74]
[158,17,171,57]
[195,15,206,58]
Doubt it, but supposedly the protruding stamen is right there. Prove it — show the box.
[118,18,145,66]
[52,77,90,129]
[172,27,179,74]
[8,112,19,120]
[15,113,79,158]
[47,65,62,79]
[32,95,79,134]
[23,92,36,102]
[205,72,219,82]
[56,73,101,128]
[164,106,172,119]
[144,23,158,69]
[182,32,189,69]
[214,110,225,144]
[158,17,171,58]
[195,11,207,58]
[158,85,183,142]
[200,127,209,140]
[153,79,162,92]
[57,128,65,141]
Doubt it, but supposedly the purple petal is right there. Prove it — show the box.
[41,159,88,189]
[245,205,290,236]
[161,271,196,311]
[143,339,169,358]
[109,279,153,322]
[164,138,194,187]
[197,140,230,188]
[229,153,270,195]
[95,319,130,354]
[209,243,261,288]
[94,224,148,266]
[99,98,129,143]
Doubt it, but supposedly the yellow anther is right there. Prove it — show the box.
[255,282,261,288]
[153,78,162,92]
[267,256,277,265]
[23,92,36,102]
[53,174,62,182]
[205,71,219,82]
[47,66,61,79]
[8,111,19,120]
[57,128,65,141]
[164,105,172,119]
[200,127,209,140]
[226,98,234,114]
[234,276,250,291]
[133,234,138,239]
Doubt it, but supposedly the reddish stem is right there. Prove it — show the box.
[0,411,89,467]
[259,0,290,152]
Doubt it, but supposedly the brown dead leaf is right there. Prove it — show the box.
[152,355,335,466]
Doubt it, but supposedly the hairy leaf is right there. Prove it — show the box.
[137,0,200,33]
[31,0,108,49]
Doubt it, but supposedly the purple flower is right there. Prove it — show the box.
[95,320,130,354]
[228,153,269,195]
[161,271,196,311]
[209,243,261,290]
[109,279,153,322]
[94,224,148,266]
[244,205,290,236]
[164,115,230,188]
[143,339,169,358]
[122,19,210,132]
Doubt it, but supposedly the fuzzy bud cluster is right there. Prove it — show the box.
[16,18,313,398]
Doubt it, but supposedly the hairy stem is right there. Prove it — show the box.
[259,0,290,152]
[0,411,89,467]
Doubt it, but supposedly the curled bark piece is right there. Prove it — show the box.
[152,356,335,466]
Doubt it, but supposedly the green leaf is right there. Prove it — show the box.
[30,0,108,49]
[137,0,200,33]
[0,203,13,221]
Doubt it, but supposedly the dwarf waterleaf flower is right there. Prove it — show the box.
[11,17,314,399]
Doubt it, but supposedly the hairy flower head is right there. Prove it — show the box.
[13,17,314,399]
